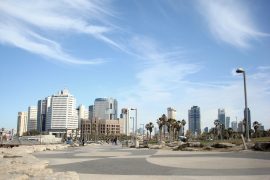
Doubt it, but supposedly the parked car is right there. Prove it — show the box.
[178,136,187,142]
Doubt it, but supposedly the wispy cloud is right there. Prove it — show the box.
[118,36,270,128]
[197,0,269,49]
[0,0,120,64]
[128,36,201,101]
[117,36,202,123]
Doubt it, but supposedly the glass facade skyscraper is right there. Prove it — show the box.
[188,106,201,135]
[218,109,225,125]
[94,98,118,120]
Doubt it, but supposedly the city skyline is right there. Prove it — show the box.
[0,0,270,130]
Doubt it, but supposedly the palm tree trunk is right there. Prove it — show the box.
[159,128,162,142]
[163,125,166,140]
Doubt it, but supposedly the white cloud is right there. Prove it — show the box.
[118,37,270,129]
[0,0,120,64]
[197,0,269,49]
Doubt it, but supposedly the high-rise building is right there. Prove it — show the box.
[225,116,230,129]
[244,108,251,132]
[188,106,201,135]
[46,89,78,137]
[94,98,118,120]
[77,104,89,128]
[45,96,52,131]
[231,121,237,132]
[17,112,28,136]
[88,105,94,120]
[120,108,129,135]
[167,107,176,119]
[218,109,225,125]
[27,106,37,131]
[37,99,47,132]
[238,121,244,133]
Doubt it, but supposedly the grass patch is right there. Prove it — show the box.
[251,137,270,142]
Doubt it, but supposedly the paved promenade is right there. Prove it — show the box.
[34,144,270,180]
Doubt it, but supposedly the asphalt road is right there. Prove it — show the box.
[34,144,270,179]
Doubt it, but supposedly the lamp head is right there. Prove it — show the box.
[236,68,245,73]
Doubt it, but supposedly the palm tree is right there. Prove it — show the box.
[214,120,221,140]
[145,124,150,140]
[156,119,163,142]
[167,118,176,142]
[174,120,182,140]
[227,128,233,140]
[181,119,186,136]
[148,122,154,140]
[253,121,260,138]
[158,114,167,140]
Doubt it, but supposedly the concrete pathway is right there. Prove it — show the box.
[34,144,270,180]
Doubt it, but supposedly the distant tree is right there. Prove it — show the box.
[174,120,182,140]
[227,128,233,140]
[156,118,163,142]
[253,121,260,138]
[148,122,154,140]
[145,123,150,140]
[167,118,176,142]
[181,119,186,136]
[157,114,167,140]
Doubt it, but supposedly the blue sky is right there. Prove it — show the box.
[0,0,270,130]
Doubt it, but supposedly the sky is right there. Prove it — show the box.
[0,0,270,130]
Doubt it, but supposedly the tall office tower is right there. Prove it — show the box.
[17,112,28,136]
[167,107,176,119]
[46,89,78,136]
[27,106,37,131]
[94,98,118,120]
[77,104,88,119]
[88,105,94,120]
[37,99,47,132]
[244,108,251,131]
[218,109,226,125]
[238,121,244,133]
[231,121,238,132]
[120,108,129,135]
[225,116,230,129]
[188,106,201,135]
[77,104,89,128]
[45,96,52,131]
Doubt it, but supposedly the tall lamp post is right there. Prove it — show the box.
[130,108,138,147]
[236,68,250,141]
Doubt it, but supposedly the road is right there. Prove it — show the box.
[34,144,270,180]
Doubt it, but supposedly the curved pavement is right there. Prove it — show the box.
[34,144,270,180]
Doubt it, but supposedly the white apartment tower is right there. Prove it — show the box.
[120,108,129,135]
[27,106,37,131]
[94,98,118,120]
[17,112,28,136]
[77,104,89,128]
[46,89,78,136]
[167,107,176,119]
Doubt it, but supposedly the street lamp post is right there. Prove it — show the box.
[130,108,138,147]
[236,68,250,141]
